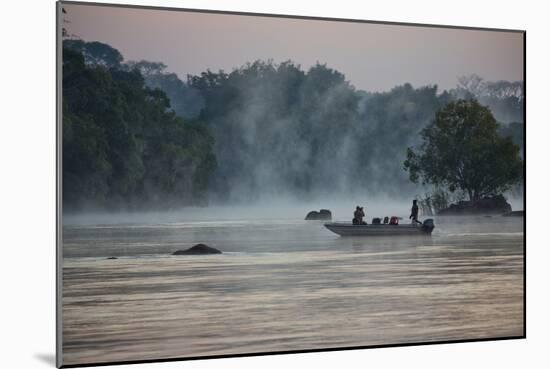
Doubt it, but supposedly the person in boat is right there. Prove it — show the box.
[409,200,422,225]
[353,206,366,225]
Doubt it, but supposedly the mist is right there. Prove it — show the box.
[188,61,444,204]
[62,40,524,213]
[63,197,412,226]
[187,61,523,206]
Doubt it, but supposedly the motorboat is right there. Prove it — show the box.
[324,219,434,236]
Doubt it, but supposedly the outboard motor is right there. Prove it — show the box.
[422,219,435,234]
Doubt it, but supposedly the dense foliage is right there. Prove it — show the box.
[189,62,452,201]
[62,43,216,209]
[352,85,454,193]
[499,122,524,157]
[125,60,204,120]
[453,74,524,124]
[189,61,357,200]
[62,39,525,209]
[404,99,523,201]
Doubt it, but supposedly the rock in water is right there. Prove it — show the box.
[305,209,332,220]
[319,209,332,218]
[305,211,319,220]
[438,195,512,215]
[503,210,524,217]
[106,257,118,260]
[172,244,222,255]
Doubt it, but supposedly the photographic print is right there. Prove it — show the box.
[58,1,525,367]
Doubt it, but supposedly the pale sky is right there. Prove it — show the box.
[62,3,524,92]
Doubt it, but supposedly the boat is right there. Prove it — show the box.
[324,219,435,236]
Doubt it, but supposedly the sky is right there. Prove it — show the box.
[62,3,524,92]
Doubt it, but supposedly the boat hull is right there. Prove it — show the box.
[324,221,434,237]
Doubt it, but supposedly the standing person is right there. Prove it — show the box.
[409,200,421,224]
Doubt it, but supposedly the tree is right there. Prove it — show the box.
[453,74,524,124]
[499,122,524,157]
[404,99,523,201]
[354,83,447,193]
[63,42,217,209]
[64,39,123,68]
[125,60,205,119]
[187,60,363,200]
[457,74,485,97]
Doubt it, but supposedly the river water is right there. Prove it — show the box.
[61,211,524,366]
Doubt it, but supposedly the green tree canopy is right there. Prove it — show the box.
[62,42,216,209]
[404,99,523,201]
[62,39,524,207]
[125,60,204,119]
[64,39,123,68]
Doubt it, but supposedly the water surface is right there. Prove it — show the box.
[62,214,524,365]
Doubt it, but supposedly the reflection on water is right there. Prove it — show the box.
[62,215,524,365]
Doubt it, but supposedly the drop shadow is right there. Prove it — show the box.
[34,353,56,367]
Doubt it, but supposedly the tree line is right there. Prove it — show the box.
[62,41,216,210]
[62,40,524,209]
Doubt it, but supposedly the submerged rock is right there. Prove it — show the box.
[305,209,332,220]
[172,244,222,255]
[106,257,118,260]
[438,195,512,215]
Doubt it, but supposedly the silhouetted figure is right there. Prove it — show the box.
[353,206,366,225]
[409,200,422,224]
[383,216,389,224]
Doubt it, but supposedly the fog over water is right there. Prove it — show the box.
[63,195,524,227]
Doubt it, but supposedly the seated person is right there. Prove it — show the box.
[353,206,367,225]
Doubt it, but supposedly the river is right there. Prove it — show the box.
[61,210,524,366]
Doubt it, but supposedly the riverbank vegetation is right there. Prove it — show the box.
[62,40,524,210]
